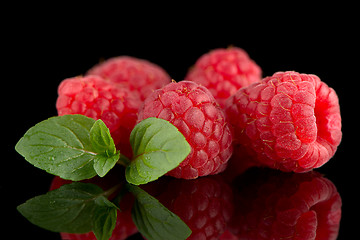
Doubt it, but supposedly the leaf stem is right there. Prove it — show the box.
[116,153,130,167]
[111,185,130,210]
[103,184,122,199]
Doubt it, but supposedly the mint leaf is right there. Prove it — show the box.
[93,153,120,177]
[127,184,192,240]
[17,182,118,238]
[90,119,120,177]
[126,118,191,185]
[90,119,116,156]
[15,115,120,181]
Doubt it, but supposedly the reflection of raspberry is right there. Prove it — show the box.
[219,230,238,240]
[185,47,262,107]
[157,176,234,240]
[225,71,342,172]
[228,168,342,240]
[138,81,233,179]
[50,174,138,240]
[56,75,141,158]
[87,56,171,100]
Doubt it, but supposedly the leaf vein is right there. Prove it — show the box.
[70,156,95,173]
[30,130,70,146]
[55,121,86,149]
[29,144,97,156]
[60,203,87,227]
[133,123,152,154]
[143,126,164,151]
[28,146,55,157]
[133,150,168,165]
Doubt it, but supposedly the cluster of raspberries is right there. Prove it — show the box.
[54,47,342,239]
[56,47,342,179]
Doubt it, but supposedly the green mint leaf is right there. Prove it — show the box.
[127,184,192,240]
[126,118,191,185]
[17,182,118,238]
[90,119,120,177]
[15,115,119,181]
[15,115,97,181]
[93,153,120,177]
[90,119,116,156]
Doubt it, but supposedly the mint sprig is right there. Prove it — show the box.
[16,115,193,239]
[15,115,190,184]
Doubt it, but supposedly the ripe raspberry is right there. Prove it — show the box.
[50,173,138,240]
[225,71,342,172]
[185,47,262,107]
[56,75,141,158]
[157,176,234,240]
[227,168,342,240]
[87,56,171,100]
[137,80,233,179]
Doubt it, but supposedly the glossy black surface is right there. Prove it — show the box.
[5,15,355,239]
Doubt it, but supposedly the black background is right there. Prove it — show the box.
[4,8,357,239]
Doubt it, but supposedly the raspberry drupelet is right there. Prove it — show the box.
[137,80,233,179]
[185,47,262,107]
[225,71,342,172]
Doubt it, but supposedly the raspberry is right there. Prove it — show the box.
[137,80,233,179]
[56,75,141,158]
[49,172,138,240]
[87,56,171,100]
[185,47,262,107]
[225,71,342,172]
[157,176,234,240]
[227,168,342,240]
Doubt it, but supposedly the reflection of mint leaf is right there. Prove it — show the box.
[15,115,120,180]
[93,197,118,240]
[126,118,191,185]
[17,182,118,239]
[127,184,192,240]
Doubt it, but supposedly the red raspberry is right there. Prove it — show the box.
[157,176,234,240]
[49,174,138,240]
[225,71,342,172]
[185,47,262,107]
[56,75,141,158]
[137,81,233,179]
[87,56,171,100]
[227,168,342,240]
